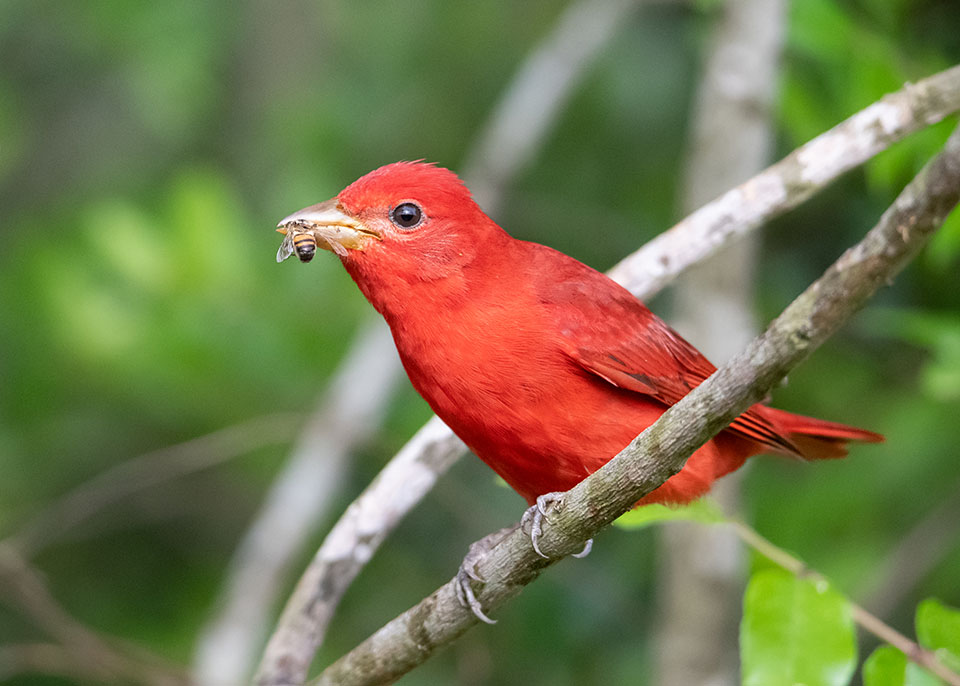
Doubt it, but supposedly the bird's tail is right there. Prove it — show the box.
[756,405,884,460]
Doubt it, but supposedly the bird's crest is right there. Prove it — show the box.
[338,161,476,218]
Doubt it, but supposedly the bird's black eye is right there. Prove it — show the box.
[390,202,423,229]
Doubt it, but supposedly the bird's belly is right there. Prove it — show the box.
[486,394,665,503]
[409,357,665,503]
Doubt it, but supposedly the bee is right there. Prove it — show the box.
[276,226,319,263]
[292,232,318,262]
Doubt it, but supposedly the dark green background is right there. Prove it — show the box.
[1,1,959,683]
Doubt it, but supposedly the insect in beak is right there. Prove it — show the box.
[276,200,380,262]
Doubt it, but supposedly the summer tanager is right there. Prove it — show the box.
[277,161,882,510]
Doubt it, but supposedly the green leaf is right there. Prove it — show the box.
[741,568,857,686]
[863,645,942,686]
[613,498,725,529]
[865,645,908,686]
[917,598,960,672]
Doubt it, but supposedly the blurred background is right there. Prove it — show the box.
[1,0,960,684]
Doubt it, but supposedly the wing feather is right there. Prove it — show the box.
[538,263,801,456]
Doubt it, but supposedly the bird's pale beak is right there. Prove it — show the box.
[276,199,380,261]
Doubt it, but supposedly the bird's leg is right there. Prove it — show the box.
[521,492,593,559]
[455,524,518,624]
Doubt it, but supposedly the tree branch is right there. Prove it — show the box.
[311,124,960,686]
[461,0,641,216]
[606,63,960,296]
[252,415,462,686]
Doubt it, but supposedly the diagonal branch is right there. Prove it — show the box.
[252,415,461,685]
[461,0,642,215]
[311,124,960,686]
[607,63,960,295]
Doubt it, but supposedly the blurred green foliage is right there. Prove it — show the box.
[1,0,959,684]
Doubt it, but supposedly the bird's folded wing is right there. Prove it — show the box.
[548,286,801,456]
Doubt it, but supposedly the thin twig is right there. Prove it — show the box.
[0,544,190,686]
[728,521,960,686]
[461,0,641,215]
[310,124,960,685]
[4,412,302,558]
[0,643,113,682]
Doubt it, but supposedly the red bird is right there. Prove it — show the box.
[277,161,881,531]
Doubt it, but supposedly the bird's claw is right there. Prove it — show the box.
[454,496,594,622]
[573,538,593,558]
[521,492,593,559]
[454,525,517,625]
[455,564,496,625]
[521,492,558,558]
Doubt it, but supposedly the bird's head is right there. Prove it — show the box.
[276,162,509,313]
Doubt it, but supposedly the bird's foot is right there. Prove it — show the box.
[455,495,594,622]
[454,524,517,624]
[520,492,593,559]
